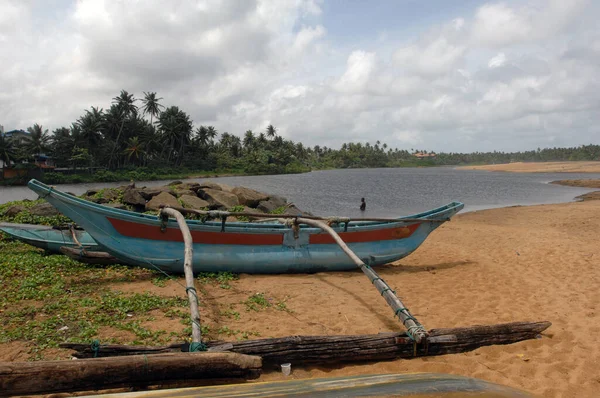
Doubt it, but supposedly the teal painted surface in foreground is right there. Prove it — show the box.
[0,222,100,253]
[27,180,463,274]
[83,373,533,397]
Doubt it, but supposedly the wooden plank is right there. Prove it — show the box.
[0,352,261,396]
[61,321,551,363]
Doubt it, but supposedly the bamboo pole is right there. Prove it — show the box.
[159,207,202,345]
[294,217,428,343]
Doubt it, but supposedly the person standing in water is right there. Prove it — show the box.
[360,197,366,211]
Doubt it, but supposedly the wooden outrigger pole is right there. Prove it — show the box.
[292,217,428,343]
[160,206,429,343]
[159,208,203,347]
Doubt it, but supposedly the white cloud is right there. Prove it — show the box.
[471,0,590,47]
[488,52,507,68]
[0,0,599,153]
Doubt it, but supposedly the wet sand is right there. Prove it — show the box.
[457,161,600,173]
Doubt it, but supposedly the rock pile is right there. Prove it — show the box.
[77,181,310,218]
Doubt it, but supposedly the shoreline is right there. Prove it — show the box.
[457,161,600,173]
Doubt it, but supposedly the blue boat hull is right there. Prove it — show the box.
[27,179,464,274]
[0,222,100,253]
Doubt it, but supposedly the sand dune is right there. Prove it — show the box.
[457,161,600,173]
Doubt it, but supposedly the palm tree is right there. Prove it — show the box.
[157,106,193,165]
[51,127,73,167]
[206,126,218,143]
[0,134,16,168]
[141,92,164,124]
[257,132,268,146]
[76,107,104,169]
[110,90,138,169]
[243,130,255,152]
[26,124,50,157]
[266,124,277,139]
[123,136,146,165]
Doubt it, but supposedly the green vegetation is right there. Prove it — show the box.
[0,199,71,226]
[244,293,271,311]
[0,238,191,358]
[197,272,239,290]
[4,90,598,187]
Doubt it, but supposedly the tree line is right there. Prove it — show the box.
[1,90,599,176]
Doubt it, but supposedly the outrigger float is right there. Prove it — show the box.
[0,180,551,396]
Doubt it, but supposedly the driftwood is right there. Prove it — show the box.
[59,246,118,265]
[61,321,550,363]
[0,352,261,396]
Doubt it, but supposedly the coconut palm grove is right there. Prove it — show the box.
[1,90,599,185]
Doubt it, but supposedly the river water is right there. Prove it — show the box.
[1,168,599,217]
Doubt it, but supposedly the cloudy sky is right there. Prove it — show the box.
[1,0,598,152]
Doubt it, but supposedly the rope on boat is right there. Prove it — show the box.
[287,217,429,343]
[159,205,448,225]
[159,207,205,349]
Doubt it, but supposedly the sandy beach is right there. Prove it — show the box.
[457,161,600,173]
[2,181,600,397]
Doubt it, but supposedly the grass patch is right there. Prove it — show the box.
[0,199,72,227]
[244,293,271,311]
[197,272,239,289]
[0,236,191,359]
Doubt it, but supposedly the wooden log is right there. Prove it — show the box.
[0,352,261,396]
[61,321,551,363]
[59,246,119,265]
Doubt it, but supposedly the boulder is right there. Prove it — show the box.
[179,194,210,210]
[30,203,60,217]
[102,188,122,202]
[173,189,196,198]
[269,195,288,208]
[89,197,109,204]
[145,191,179,211]
[3,205,26,217]
[200,188,240,209]
[139,187,173,200]
[83,189,99,197]
[257,200,277,214]
[179,182,201,193]
[256,195,288,213]
[232,186,269,207]
[198,181,222,191]
[105,203,127,210]
[168,180,183,186]
[123,188,146,207]
[283,205,313,217]
[199,181,234,192]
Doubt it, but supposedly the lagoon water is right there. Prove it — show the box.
[1,167,599,217]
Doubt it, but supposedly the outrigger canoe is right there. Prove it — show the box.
[0,222,100,253]
[28,179,464,274]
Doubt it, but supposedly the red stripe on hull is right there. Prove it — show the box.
[309,224,420,244]
[107,217,420,245]
[108,217,283,245]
